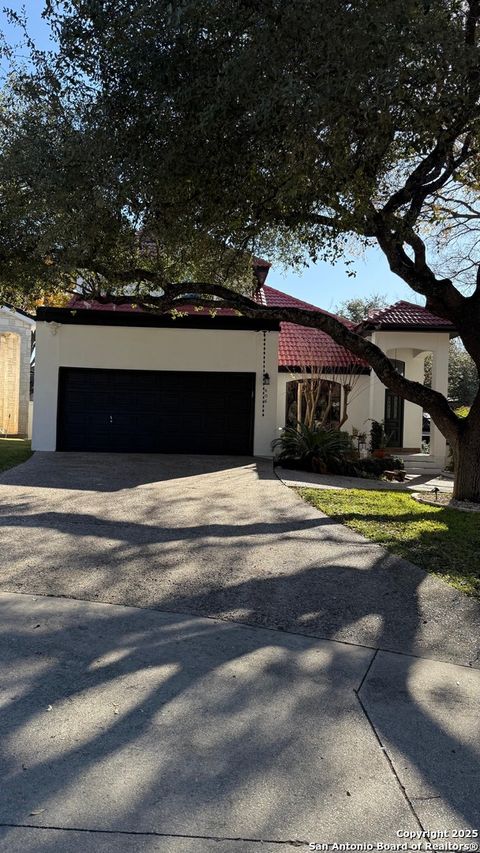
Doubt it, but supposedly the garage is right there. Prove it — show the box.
[56,367,255,454]
[32,308,279,455]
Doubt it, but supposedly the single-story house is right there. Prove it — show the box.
[31,270,454,469]
[0,304,35,438]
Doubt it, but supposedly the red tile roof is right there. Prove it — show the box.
[359,300,454,330]
[69,297,239,315]
[255,285,366,370]
[276,322,368,369]
[70,298,143,312]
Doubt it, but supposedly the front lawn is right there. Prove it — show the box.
[0,438,32,473]
[298,487,480,599]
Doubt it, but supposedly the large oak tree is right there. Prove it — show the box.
[1,0,480,499]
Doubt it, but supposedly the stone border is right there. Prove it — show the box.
[411,492,480,512]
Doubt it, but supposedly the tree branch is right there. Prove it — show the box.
[93,283,461,444]
[466,0,480,47]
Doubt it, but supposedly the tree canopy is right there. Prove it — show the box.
[335,295,389,325]
[425,340,480,405]
[2,1,479,298]
[1,0,480,498]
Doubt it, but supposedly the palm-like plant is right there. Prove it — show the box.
[272,424,352,469]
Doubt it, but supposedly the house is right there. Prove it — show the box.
[31,270,454,469]
[0,305,35,438]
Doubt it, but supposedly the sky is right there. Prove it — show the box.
[266,251,414,315]
[1,2,416,313]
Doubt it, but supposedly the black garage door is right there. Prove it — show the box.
[57,368,255,454]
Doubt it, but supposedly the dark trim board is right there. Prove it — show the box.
[37,307,279,332]
[278,365,370,375]
[359,323,455,333]
[56,367,256,454]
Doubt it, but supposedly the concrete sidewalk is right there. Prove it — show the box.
[0,592,479,852]
[276,467,454,493]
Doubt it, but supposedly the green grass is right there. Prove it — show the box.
[297,487,480,599]
[0,438,32,473]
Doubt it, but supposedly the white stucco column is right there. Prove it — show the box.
[368,334,385,427]
[253,328,279,456]
[402,351,424,448]
[429,346,449,463]
[32,321,61,450]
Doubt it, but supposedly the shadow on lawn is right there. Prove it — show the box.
[323,506,477,524]
[0,439,32,474]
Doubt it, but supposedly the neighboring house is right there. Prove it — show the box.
[31,271,454,468]
[0,305,35,438]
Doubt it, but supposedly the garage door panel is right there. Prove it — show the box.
[57,368,255,454]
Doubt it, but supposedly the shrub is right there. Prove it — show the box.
[369,420,384,452]
[354,455,404,477]
[272,424,354,472]
[273,425,404,480]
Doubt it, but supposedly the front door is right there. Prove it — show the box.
[384,359,405,448]
[384,390,404,447]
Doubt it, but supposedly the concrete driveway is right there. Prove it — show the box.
[0,452,479,663]
[0,453,479,851]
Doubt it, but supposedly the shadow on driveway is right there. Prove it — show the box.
[0,592,479,848]
[0,453,479,847]
[0,452,273,492]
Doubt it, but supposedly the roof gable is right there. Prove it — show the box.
[357,300,454,331]
[254,284,352,323]
[254,285,367,370]
[0,304,35,327]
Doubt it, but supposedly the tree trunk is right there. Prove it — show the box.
[452,420,480,502]
[339,385,351,428]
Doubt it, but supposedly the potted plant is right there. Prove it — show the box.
[370,420,384,454]
[357,431,367,457]
[370,420,391,457]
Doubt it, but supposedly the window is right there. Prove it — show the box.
[285,379,341,428]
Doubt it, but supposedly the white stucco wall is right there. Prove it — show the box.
[27,400,34,439]
[276,372,291,434]
[339,375,371,434]
[32,321,279,456]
